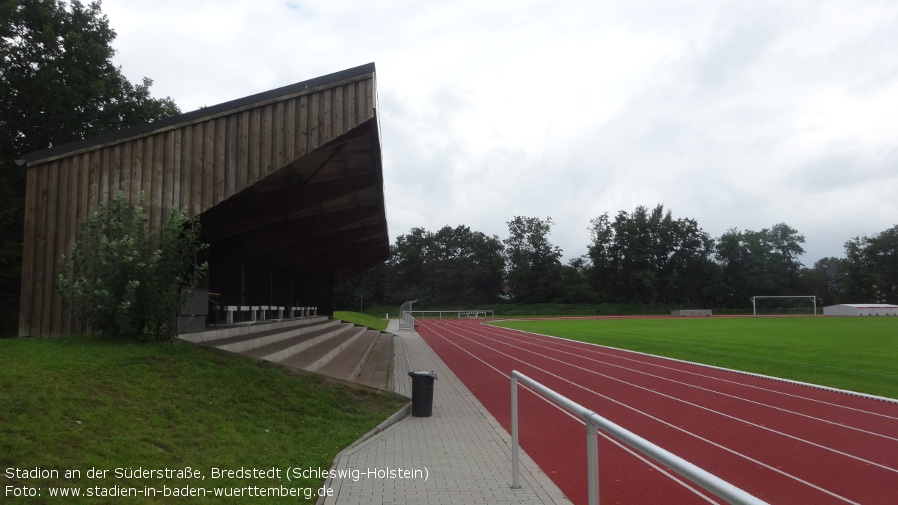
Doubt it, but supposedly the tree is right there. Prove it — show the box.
[587,204,717,305]
[798,257,846,306]
[387,227,430,303]
[714,224,806,305]
[56,194,207,340]
[841,224,898,303]
[559,256,596,303]
[608,205,670,303]
[664,216,719,305]
[383,225,505,306]
[504,216,564,303]
[0,0,179,335]
[430,225,505,305]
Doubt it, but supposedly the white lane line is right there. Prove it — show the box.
[445,320,898,474]
[416,320,724,505]
[465,323,898,443]
[482,321,898,421]
[420,320,868,504]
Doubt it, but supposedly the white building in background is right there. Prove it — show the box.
[823,304,898,316]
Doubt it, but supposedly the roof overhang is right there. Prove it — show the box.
[201,116,389,283]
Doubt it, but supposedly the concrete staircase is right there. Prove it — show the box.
[178,317,393,390]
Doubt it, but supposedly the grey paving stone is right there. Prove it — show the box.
[320,320,571,505]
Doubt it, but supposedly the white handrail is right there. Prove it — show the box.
[511,370,768,505]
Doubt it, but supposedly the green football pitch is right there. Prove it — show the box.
[490,316,898,400]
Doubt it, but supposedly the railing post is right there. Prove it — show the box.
[586,421,599,505]
[509,370,768,505]
[511,374,521,489]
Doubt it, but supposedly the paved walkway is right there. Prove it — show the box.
[321,320,571,505]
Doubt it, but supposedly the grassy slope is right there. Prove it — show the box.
[333,311,389,331]
[0,336,406,503]
[492,317,898,399]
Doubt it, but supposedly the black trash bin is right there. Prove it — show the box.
[408,371,437,417]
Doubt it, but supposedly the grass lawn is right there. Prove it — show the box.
[0,336,407,503]
[333,311,389,331]
[491,316,898,399]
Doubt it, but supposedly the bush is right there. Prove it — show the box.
[56,193,208,340]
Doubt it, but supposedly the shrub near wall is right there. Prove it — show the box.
[57,193,207,340]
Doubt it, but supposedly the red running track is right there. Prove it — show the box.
[416,318,898,505]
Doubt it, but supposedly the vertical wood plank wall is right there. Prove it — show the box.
[18,75,376,336]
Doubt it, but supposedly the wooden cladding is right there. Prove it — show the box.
[19,72,377,336]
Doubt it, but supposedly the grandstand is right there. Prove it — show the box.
[17,64,389,337]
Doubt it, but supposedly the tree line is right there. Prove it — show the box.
[335,204,898,310]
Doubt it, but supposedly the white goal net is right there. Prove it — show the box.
[750,296,817,316]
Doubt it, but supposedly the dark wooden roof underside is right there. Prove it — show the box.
[202,118,388,283]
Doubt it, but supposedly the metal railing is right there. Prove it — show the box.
[407,310,495,319]
[510,370,768,505]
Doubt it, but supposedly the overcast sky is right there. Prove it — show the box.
[101,0,898,266]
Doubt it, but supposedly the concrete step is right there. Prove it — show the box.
[181,315,398,392]
[240,321,355,362]
[210,319,339,353]
[277,325,367,372]
[353,332,394,391]
[316,329,381,381]
[178,316,329,344]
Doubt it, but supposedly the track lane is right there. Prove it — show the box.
[469,322,898,469]
[419,319,830,504]
[485,323,898,427]
[426,322,871,503]
[456,319,898,502]
[417,320,728,504]
[417,318,898,505]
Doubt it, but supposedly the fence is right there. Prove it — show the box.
[407,310,494,320]
[510,370,768,505]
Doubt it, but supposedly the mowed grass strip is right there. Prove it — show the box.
[334,311,389,331]
[0,336,407,504]
[491,317,898,399]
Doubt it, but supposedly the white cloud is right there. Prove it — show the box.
[101,0,898,265]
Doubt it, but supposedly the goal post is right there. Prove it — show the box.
[750,296,816,317]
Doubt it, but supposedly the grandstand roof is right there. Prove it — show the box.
[18,64,388,336]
